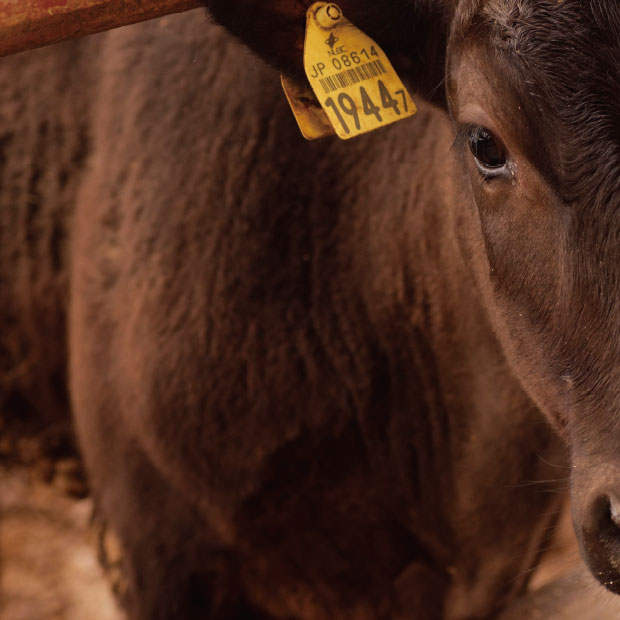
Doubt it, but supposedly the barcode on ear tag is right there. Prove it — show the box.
[302,2,417,140]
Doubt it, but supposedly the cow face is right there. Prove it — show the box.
[446,1,620,592]
[204,0,620,596]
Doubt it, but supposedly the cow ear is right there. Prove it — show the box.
[203,0,454,107]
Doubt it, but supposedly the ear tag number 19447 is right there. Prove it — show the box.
[282,2,417,140]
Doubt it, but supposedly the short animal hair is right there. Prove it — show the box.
[460,0,620,210]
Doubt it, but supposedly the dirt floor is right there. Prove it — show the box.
[0,466,122,620]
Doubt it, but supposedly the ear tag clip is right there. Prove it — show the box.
[282,2,417,140]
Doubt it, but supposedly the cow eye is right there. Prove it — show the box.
[467,125,506,174]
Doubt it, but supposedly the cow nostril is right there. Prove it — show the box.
[595,495,620,541]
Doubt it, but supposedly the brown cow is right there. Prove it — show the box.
[1,0,619,618]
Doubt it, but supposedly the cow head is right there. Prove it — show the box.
[204,0,620,596]
[446,1,620,595]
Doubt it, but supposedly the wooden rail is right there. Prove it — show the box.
[0,0,202,57]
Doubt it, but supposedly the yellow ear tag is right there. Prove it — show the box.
[287,2,417,140]
[281,74,336,140]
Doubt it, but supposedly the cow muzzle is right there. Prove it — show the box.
[575,488,620,594]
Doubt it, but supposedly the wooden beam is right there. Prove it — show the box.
[0,0,202,57]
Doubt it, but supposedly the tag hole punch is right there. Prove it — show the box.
[316,3,342,29]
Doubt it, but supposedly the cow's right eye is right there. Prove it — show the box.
[467,125,507,174]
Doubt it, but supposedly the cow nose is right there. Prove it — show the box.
[579,493,620,594]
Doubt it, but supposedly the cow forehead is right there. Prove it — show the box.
[478,0,620,42]
[477,0,620,69]
[458,0,620,208]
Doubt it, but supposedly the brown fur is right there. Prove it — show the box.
[68,12,563,620]
[1,0,619,618]
[0,40,94,467]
